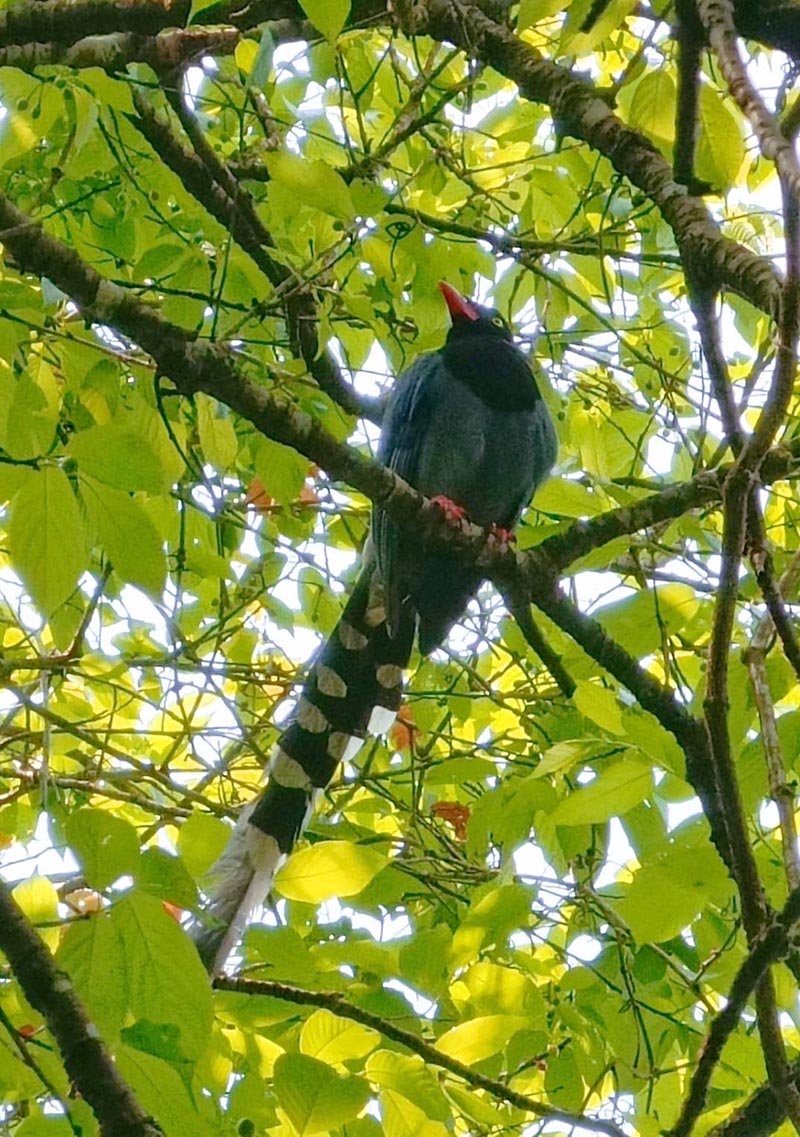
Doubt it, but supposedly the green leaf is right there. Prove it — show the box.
[80,475,166,595]
[112,892,213,1059]
[599,584,698,658]
[298,0,350,42]
[545,1045,584,1111]
[533,477,606,517]
[1,372,57,460]
[379,1089,450,1137]
[268,153,354,220]
[275,840,388,903]
[616,866,703,943]
[463,960,546,1018]
[57,911,127,1038]
[300,1008,379,1064]
[18,1114,85,1137]
[196,393,238,471]
[550,760,653,826]
[177,813,230,878]
[12,875,58,923]
[626,70,675,150]
[66,808,141,890]
[254,436,309,504]
[398,925,452,996]
[299,565,342,633]
[573,681,625,735]
[8,466,88,617]
[696,83,745,191]
[518,0,568,27]
[0,1048,42,1102]
[450,884,535,969]
[68,423,167,493]
[137,848,198,908]
[117,1045,220,1137]
[273,1053,369,1135]
[437,1015,530,1064]
[616,844,731,943]
[246,26,275,89]
[365,1051,450,1120]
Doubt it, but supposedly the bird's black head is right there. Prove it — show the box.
[438,281,514,344]
[437,281,541,412]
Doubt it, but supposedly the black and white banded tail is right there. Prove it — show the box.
[193,558,413,971]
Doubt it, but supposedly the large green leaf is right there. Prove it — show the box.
[300,1009,379,1064]
[273,1053,369,1135]
[275,840,388,903]
[550,760,653,826]
[365,1051,449,1120]
[66,808,141,890]
[68,422,166,492]
[57,912,127,1038]
[80,474,166,594]
[111,892,212,1059]
[117,1046,220,1137]
[437,1015,531,1064]
[268,153,354,220]
[297,0,350,42]
[8,466,87,617]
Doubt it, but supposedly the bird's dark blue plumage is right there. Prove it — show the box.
[194,282,557,971]
[375,283,557,653]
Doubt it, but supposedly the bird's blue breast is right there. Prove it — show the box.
[374,335,556,651]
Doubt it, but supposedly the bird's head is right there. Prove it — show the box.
[438,281,513,344]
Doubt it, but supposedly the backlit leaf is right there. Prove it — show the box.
[550,760,653,825]
[275,841,387,903]
[298,0,350,42]
[274,1053,369,1135]
[8,466,87,617]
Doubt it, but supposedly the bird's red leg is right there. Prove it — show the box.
[430,495,467,524]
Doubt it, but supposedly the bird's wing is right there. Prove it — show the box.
[375,352,445,635]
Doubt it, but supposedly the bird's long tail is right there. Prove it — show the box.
[192,559,414,972]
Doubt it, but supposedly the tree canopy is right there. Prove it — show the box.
[0,1,799,1135]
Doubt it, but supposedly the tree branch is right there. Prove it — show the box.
[670,885,800,1137]
[215,975,627,1137]
[406,0,781,314]
[0,881,163,1137]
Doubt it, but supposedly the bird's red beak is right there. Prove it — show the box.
[438,281,480,323]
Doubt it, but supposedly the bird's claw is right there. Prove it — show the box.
[487,524,516,552]
[430,495,467,524]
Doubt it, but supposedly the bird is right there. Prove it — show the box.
[192,281,557,970]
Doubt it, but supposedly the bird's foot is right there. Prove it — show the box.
[487,524,516,552]
[430,495,467,524]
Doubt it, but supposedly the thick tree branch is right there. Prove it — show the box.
[0,26,239,68]
[709,1061,800,1137]
[0,882,163,1137]
[671,885,800,1137]
[695,0,800,1121]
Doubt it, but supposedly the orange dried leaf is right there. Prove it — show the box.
[245,476,274,514]
[431,801,470,840]
[298,482,319,505]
